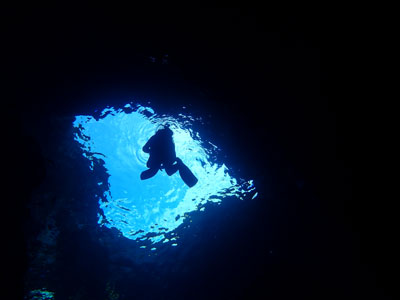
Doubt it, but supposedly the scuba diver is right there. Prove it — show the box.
[140,125,198,187]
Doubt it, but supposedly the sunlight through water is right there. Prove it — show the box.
[73,103,256,245]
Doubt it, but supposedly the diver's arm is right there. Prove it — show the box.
[142,136,154,153]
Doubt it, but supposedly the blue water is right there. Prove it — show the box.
[73,103,256,247]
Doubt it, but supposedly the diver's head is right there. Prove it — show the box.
[156,124,173,136]
[163,124,173,134]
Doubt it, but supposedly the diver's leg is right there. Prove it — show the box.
[140,167,159,180]
[142,156,161,180]
[164,162,179,176]
[176,157,198,187]
[147,155,160,169]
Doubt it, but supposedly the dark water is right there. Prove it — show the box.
[4,8,383,300]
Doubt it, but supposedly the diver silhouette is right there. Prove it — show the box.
[140,126,198,187]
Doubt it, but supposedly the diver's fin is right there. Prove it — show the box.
[140,168,159,180]
[177,158,198,188]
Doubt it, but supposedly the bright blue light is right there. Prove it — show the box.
[73,103,256,245]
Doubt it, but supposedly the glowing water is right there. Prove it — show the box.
[73,103,256,245]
